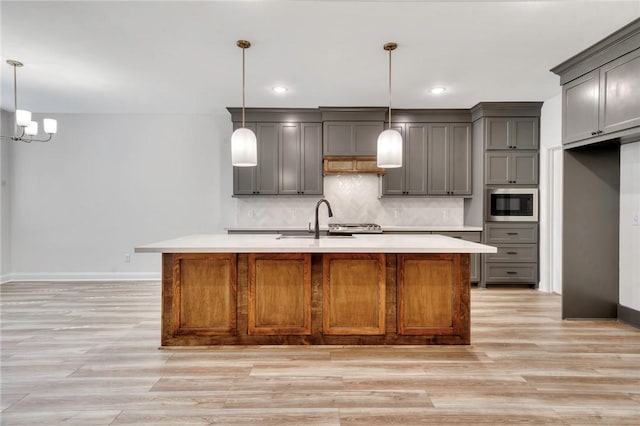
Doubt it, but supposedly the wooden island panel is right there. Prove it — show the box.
[248,253,311,335]
[398,253,469,339]
[162,252,470,345]
[169,253,237,337]
[322,253,386,335]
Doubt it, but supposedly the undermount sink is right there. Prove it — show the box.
[275,234,354,240]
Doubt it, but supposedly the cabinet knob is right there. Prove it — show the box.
[507,232,518,235]
[506,251,518,255]
[597,130,603,134]
[506,271,517,275]
[591,131,598,136]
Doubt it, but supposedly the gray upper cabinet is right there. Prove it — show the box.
[485,151,538,185]
[323,121,383,156]
[599,49,640,135]
[563,70,600,144]
[381,123,429,196]
[233,123,279,195]
[234,121,322,196]
[428,123,472,195]
[279,123,322,195]
[559,47,640,145]
[485,118,538,150]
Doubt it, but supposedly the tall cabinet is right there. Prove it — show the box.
[471,102,543,288]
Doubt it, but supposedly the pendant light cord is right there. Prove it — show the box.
[242,45,246,128]
[13,64,18,136]
[388,47,392,129]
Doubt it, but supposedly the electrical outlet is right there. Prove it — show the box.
[248,209,255,218]
[393,209,400,218]
[124,253,131,263]
[632,210,639,226]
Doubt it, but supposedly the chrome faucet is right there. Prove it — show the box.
[314,198,333,239]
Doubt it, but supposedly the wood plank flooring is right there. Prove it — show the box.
[1,281,639,425]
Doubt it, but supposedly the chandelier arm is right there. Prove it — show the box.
[26,134,53,143]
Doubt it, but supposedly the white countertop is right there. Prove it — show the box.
[225,225,483,232]
[135,233,496,254]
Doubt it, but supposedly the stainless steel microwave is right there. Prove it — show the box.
[487,188,538,222]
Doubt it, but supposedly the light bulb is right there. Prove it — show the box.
[16,109,31,127]
[25,121,38,136]
[43,118,57,134]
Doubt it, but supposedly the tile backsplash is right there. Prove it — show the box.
[234,175,464,228]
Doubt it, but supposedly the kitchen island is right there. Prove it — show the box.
[136,234,496,346]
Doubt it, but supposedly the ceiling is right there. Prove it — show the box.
[1,1,639,115]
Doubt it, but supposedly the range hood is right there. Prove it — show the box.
[323,156,386,175]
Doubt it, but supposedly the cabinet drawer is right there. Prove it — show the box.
[483,263,538,283]
[485,223,537,244]
[485,244,537,263]
[438,231,481,243]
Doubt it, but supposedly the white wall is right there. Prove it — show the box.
[620,141,640,311]
[539,93,563,294]
[1,110,12,282]
[6,112,232,282]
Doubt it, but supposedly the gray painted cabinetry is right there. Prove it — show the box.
[483,223,538,284]
[428,124,472,195]
[471,102,542,288]
[279,123,323,195]
[555,37,640,145]
[323,121,382,156]
[234,123,279,195]
[381,122,471,196]
[485,151,538,185]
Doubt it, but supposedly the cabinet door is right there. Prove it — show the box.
[323,122,352,155]
[512,118,538,150]
[450,124,472,195]
[485,152,510,185]
[323,121,382,155]
[563,69,600,144]
[354,122,383,155]
[427,124,449,195]
[300,123,323,195]
[256,123,279,195]
[485,118,510,150]
[278,123,301,195]
[405,123,428,195]
[380,124,406,196]
[599,49,640,135]
[233,122,258,195]
[512,152,538,185]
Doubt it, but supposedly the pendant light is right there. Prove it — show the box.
[0,60,58,143]
[231,40,257,167]
[377,42,403,168]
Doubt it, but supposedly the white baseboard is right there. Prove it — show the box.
[1,272,161,284]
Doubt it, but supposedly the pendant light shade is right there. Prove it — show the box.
[377,128,403,168]
[231,127,257,166]
[377,42,403,168]
[231,40,257,167]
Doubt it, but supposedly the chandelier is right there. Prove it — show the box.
[0,60,58,143]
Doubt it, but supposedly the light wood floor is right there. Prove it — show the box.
[1,282,639,425]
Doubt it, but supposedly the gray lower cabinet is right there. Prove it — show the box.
[427,123,472,195]
[323,121,383,156]
[483,223,538,286]
[234,123,279,195]
[381,123,429,196]
[485,117,539,150]
[485,151,538,185]
[562,48,640,144]
[279,123,323,195]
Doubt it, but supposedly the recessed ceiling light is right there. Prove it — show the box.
[429,87,447,95]
[272,86,288,94]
